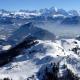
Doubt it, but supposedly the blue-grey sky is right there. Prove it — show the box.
[0,0,80,11]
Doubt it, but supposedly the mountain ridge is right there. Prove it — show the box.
[0,7,79,18]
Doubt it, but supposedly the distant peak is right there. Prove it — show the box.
[50,7,58,12]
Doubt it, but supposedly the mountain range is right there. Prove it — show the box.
[0,7,79,17]
[0,7,80,80]
[0,7,80,25]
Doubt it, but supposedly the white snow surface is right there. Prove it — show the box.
[0,39,80,80]
[2,45,12,50]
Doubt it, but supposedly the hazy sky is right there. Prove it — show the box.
[0,0,80,11]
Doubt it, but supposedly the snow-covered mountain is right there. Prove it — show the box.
[0,38,80,80]
[0,7,79,18]
[0,7,80,25]
[0,22,79,80]
[0,8,80,80]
